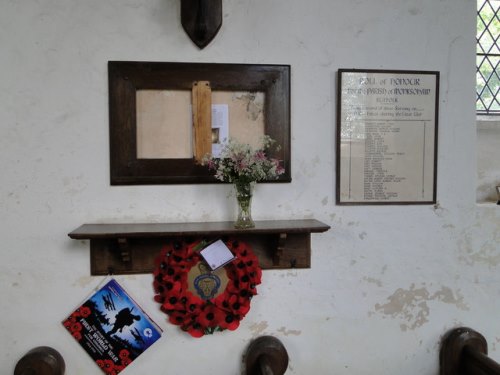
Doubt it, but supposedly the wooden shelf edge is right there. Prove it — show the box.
[68,219,331,239]
[69,219,331,274]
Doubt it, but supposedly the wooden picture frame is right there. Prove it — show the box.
[336,69,439,205]
[108,61,291,185]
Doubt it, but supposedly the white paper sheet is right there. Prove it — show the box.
[211,104,229,157]
[200,239,235,271]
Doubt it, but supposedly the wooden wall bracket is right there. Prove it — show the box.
[117,238,131,263]
[68,220,330,275]
[274,233,287,266]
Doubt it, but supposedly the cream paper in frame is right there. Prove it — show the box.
[136,90,265,159]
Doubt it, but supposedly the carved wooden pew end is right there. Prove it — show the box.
[14,346,65,375]
[245,336,289,375]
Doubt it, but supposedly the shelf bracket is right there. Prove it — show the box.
[274,233,287,266]
[117,238,131,264]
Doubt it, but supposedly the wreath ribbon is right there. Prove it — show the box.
[153,238,262,338]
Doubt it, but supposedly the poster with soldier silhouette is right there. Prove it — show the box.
[63,279,162,374]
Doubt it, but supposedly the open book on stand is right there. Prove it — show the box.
[62,278,162,374]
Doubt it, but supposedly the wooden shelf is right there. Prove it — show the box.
[69,220,330,275]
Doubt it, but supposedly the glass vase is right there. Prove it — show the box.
[234,181,255,229]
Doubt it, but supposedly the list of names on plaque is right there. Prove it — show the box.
[338,71,438,204]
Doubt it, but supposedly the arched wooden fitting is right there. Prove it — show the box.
[245,336,289,375]
[181,0,222,49]
[14,346,65,375]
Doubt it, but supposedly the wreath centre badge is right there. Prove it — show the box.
[189,263,227,300]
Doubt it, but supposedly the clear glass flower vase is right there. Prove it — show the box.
[234,181,255,229]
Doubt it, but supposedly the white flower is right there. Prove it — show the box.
[202,136,285,183]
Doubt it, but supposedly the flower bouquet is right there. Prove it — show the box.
[203,136,284,228]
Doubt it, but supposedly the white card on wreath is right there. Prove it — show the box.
[200,240,236,271]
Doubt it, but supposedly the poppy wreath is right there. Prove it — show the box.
[153,238,262,338]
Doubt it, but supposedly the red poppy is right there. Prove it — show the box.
[160,281,183,311]
[185,321,205,338]
[118,349,129,359]
[70,322,82,333]
[214,291,250,316]
[72,331,82,341]
[183,292,203,313]
[218,312,240,331]
[232,261,253,280]
[120,357,132,367]
[225,280,254,298]
[153,294,165,304]
[198,305,225,328]
[158,266,186,286]
[228,294,251,316]
[154,247,171,267]
[80,306,91,318]
[250,267,262,285]
[235,246,257,264]
[62,319,73,329]
[114,364,126,373]
[102,359,116,374]
[167,310,188,326]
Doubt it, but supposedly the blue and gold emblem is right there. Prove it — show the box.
[193,263,221,300]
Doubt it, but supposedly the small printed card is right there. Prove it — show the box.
[200,239,236,271]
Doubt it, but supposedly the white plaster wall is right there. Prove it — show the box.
[477,119,500,203]
[1,0,498,374]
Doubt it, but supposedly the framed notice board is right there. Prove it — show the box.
[336,69,439,205]
[108,61,291,185]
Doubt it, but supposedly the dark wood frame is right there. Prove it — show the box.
[108,61,291,185]
[336,69,439,205]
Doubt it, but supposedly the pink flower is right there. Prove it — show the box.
[237,160,247,171]
[255,150,266,160]
[202,137,284,183]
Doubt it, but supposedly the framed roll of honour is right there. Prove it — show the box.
[336,69,439,205]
